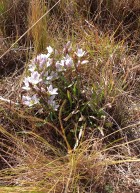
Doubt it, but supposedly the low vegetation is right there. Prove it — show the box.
[0,0,140,192]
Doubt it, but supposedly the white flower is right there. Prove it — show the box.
[22,72,41,90]
[47,46,53,54]
[50,71,58,79]
[75,48,85,57]
[55,60,65,72]
[22,77,31,90]
[48,95,59,111]
[33,54,49,69]
[48,95,55,101]
[51,101,59,111]
[46,58,53,68]
[47,85,58,95]
[44,50,53,59]
[32,94,39,103]
[22,95,31,106]
[44,71,58,83]
[29,71,42,85]
[36,54,49,61]
[64,54,73,67]
[56,55,73,71]
[22,94,39,107]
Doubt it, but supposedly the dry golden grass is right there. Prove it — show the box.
[0,112,139,192]
[0,0,140,192]
[28,0,48,53]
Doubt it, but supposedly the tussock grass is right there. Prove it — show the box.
[0,111,139,192]
[28,0,48,53]
[0,0,140,192]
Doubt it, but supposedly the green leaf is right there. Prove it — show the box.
[73,82,77,96]
[67,90,72,107]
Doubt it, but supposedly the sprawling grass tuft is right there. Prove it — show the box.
[0,0,140,192]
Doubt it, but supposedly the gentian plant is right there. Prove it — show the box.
[21,42,105,148]
[22,42,88,112]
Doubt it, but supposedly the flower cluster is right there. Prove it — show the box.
[22,42,88,112]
